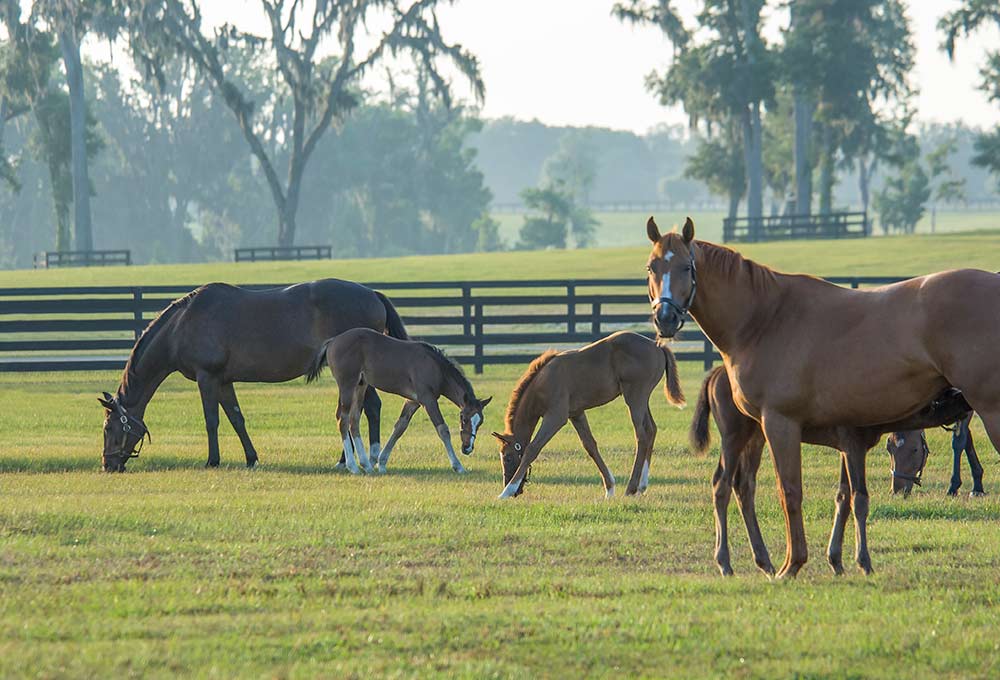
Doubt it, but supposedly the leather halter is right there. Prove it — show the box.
[651,246,697,331]
[890,431,929,487]
[104,404,150,469]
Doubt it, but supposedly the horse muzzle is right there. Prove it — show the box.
[653,305,683,338]
[102,455,128,473]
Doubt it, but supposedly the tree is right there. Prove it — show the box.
[614,0,774,235]
[541,132,597,205]
[517,181,595,250]
[940,1,1000,186]
[872,130,926,234]
[926,135,967,232]
[122,0,483,247]
[684,123,745,220]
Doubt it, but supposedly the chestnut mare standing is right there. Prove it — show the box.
[691,366,972,576]
[493,331,685,499]
[306,328,491,474]
[99,280,406,471]
[647,216,1000,577]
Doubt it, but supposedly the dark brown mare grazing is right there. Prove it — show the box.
[691,366,972,576]
[887,412,986,496]
[99,279,408,472]
[646,215,1000,577]
[306,328,491,474]
[492,331,684,499]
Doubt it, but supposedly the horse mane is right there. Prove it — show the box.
[688,238,779,294]
[505,350,558,431]
[419,342,476,404]
[118,287,201,400]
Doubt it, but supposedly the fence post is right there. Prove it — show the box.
[461,284,472,337]
[566,283,576,335]
[474,302,484,374]
[132,288,144,340]
[591,301,601,337]
[703,335,714,371]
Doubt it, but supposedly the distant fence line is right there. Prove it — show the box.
[0,277,911,375]
[493,200,728,214]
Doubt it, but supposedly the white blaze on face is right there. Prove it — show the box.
[660,251,674,302]
[469,412,482,443]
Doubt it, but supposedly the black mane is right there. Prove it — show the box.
[420,342,476,404]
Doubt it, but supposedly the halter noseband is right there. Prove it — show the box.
[106,406,150,467]
[890,432,929,487]
[651,247,697,332]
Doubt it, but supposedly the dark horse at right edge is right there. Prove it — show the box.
[98,279,408,472]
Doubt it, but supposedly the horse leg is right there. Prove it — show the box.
[948,423,965,496]
[826,455,852,575]
[336,383,361,475]
[219,383,258,468]
[965,418,986,496]
[637,408,657,494]
[423,398,465,473]
[363,387,382,473]
[196,372,222,468]
[624,393,654,496]
[842,443,873,575]
[761,413,807,578]
[712,416,753,576]
[498,413,567,499]
[570,413,616,498]
[349,383,373,473]
[378,400,421,473]
[732,429,775,576]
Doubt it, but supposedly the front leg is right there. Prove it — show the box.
[197,372,222,468]
[363,387,382,472]
[219,383,258,468]
[964,419,986,496]
[423,399,465,473]
[948,422,965,496]
[570,413,615,498]
[499,413,567,498]
[377,400,421,473]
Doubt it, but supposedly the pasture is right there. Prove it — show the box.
[3,229,1000,677]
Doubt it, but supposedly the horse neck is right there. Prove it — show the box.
[440,371,469,410]
[508,385,543,446]
[118,328,175,419]
[690,244,777,356]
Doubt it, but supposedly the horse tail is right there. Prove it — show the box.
[305,338,335,384]
[375,291,409,340]
[658,339,685,407]
[689,367,719,455]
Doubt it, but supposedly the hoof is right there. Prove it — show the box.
[334,461,346,471]
[246,459,258,469]
[971,490,987,498]
[377,465,387,474]
[946,489,958,497]
[857,562,874,576]
[717,564,734,577]
[453,465,468,474]
[757,561,776,577]
[605,486,615,499]
[206,460,220,468]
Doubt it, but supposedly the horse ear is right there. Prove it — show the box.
[492,431,513,445]
[682,217,695,244]
[98,396,114,409]
[479,396,493,408]
[646,216,661,243]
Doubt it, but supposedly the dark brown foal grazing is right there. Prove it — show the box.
[98,279,407,471]
[306,328,491,474]
[492,331,684,499]
[888,412,987,497]
[649,214,999,577]
[691,367,973,576]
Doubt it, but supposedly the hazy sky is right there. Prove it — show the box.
[180,1,1000,133]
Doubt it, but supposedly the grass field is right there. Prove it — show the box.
[3,230,1000,677]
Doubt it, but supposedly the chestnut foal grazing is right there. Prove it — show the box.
[307,328,491,474]
[648,215,1000,577]
[493,331,685,499]
[691,367,972,576]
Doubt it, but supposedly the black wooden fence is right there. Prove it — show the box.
[234,245,332,262]
[723,212,869,243]
[0,277,909,374]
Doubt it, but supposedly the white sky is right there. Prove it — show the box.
[95,0,1000,134]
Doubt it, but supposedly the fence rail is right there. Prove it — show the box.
[723,212,869,243]
[234,245,332,262]
[0,276,910,374]
[33,250,132,269]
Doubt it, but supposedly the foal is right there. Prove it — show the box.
[307,329,491,474]
[887,413,985,496]
[493,331,685,499]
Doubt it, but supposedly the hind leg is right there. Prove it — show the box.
[826,455,852,575]
[964,418,986,496]
[713,416,759,576]
[378,400,421,473]
[363,387,382,472]
[335,382,361,475]
[197,372,222,468]
[570,413,616,497]
[624,392,655,496]
[842,444,873,575]
[349,383,374,473]
[637,409,657,494]
[219,384,258,468]
[732,429,775,576]
[948,425,965,496]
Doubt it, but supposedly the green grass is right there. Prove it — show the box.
[3,229,1000,676]
[2,363,1000,677]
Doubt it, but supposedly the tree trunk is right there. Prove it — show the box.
[742,106,764,239]
[818,123,834,216]
[793,89,813,216]
[728,193,740,221]
[59,28,93,252]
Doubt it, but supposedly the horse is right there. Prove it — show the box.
[305,328,492,474]
[492,331,685,499]
[646,215,1000,577]
[691,366,972,576]
[98,279,408,472]
[887,412,985,497]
